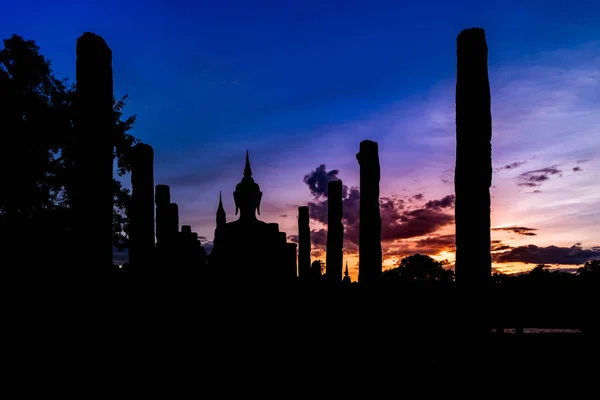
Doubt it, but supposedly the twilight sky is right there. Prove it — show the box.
[3,0,599,278]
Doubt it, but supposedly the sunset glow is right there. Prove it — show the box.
[5,1,598,278]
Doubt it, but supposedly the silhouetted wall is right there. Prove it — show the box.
[326,180,344,285]
[454,27,492,287]
[357,140,382,284]
[129,143,155,270]
[73,32,114,268]
[298,206,311,279]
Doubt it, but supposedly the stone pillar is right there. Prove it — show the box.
[286,242,298,281]
[455,27,492,288]
[278,231,288,281]
[74,32,114,268]
[129,143,155,270]
[298,206,311,279]
[155,184,170,246]
[180,225,192,268]
[167,203,179,239]
[356,140,382,285]
[326,180,344,285]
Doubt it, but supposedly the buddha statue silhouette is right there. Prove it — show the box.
[233,150,263,223]
[211,151,285,284]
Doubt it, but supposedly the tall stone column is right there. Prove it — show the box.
[129,143,155,270]
[454,27,492,288]
[155,184,171,246]
[326,180,344,285]
[298,206,311,279]
[74,32,114,268]
[286,242,298,282]
[167,203,179,238]
[278,231,288,281]
[356,140,382,285]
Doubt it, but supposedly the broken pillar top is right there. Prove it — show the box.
[328,179,343,193]
[77,32,112,58]
[359,140,378,152]
[457,27,487,51]
[155,184,170,205]
[182,225,192,234]
[133,142,154,158]
[298,206,309,218]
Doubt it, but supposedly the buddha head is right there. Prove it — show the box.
[233,151,262,219]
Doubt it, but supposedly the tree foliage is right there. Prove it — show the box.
[0,34,138,250]
[577,259,599,284]
[382,254,454,284]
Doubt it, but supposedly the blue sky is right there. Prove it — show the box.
[3,0,600,275]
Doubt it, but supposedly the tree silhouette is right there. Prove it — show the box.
[577,259,599,284]
[311,260,323,279]
[382,254,454,284]
[0,34,138,249]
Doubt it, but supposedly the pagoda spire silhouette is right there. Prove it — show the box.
[343,260,351,285]
[217,190,226,227]
[244,149,252,178]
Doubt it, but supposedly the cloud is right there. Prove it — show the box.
[576,159,589,164]
[381,205,454,241]
[280,214,288,218]
[302,164,342,198]
[492,226,538,236]
[310,228,328,248]
[411,193,424,201]
[302,164,457,260]
[380,194,455,241]
[573,166,582,172]
[492,244,600,265]
[311,249,324,258]
[494,160,527,172]
[414,234,456,254]
[424,194,455,210]
[304,165,360,247]
[381,233,456,261]
[440,168,454,184]
[491,240,512,252]
[547,267,581,274]
[516,165,562,187]
[202,241,214,255]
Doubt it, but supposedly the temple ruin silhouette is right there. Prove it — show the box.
[210,150,297,285]
[1,28,595,344]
